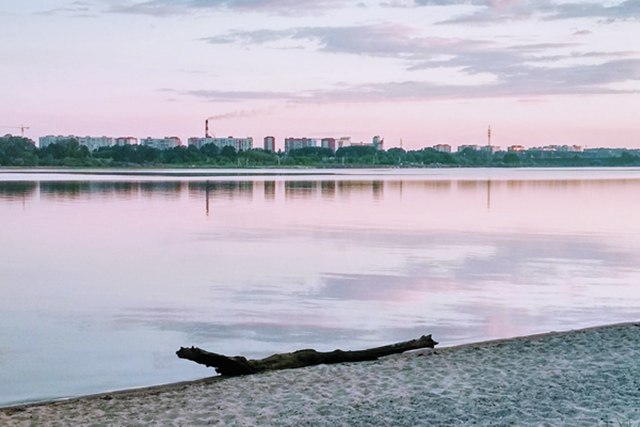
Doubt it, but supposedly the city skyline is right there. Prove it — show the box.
[2,1,639,149]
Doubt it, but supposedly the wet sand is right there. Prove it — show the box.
[2,322,639,426]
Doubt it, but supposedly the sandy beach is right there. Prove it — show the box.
[2,322,638,426]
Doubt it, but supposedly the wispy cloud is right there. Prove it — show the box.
[106,0,351,16]
[34,0,96,17]
[321,58,640,102]
[204,24,489,58]
[411,0,640,24]
[175,54,640,104]
[205,23,637,74]
[179,89,297,102]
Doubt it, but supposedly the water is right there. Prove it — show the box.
[1,168,639,406]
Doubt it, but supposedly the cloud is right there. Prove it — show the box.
[106,0,350,16]
[325,58,640,101]
[176,56,640,104]
[204,24,490,58]
[191,8,640,105]
[202,23,640,101]
[182,89,297,102]
[409,0,640,24]
[34,0,96,16]
[550,0,640,22]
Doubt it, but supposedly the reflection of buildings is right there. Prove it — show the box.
[0,181,37,200]
[372,180,383,199]
[285,181,317,199]
[9,178,637,220]
[321,181,336,198]
[188,181,254,201]
[264,181,276,200]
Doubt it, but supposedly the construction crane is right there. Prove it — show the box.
[0,125,30,137]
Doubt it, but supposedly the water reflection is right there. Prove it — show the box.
[285,181,317,199]
[0,181,36,199]
[4,178,640,204]
[264,181,276,200]
[2,170,640,406]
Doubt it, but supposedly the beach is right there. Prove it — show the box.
[1,322,638,426]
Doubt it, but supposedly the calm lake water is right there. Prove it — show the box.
[1,168,639,406]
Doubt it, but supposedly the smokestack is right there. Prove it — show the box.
[205,119,210,138]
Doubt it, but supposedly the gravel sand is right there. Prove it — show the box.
[2,322,639,426]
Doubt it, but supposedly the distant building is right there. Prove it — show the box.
[349,136,384,150]
[321,137,336,152]
[481,145,501,154]
[372,135,384,150]
[115,137,138,146]
[39,135,115,151]
[337,137,351,149]
[188,136,253,151]
[531,145,583,152]
[141,136,182,150]
[457,144,480,152]
[78,136,114,151]
[284,137,318,152]
[558,145,583,152]
[264,136,276,152]
[508,145,526,152]
[39,135,77,148]
[432,144,451,153]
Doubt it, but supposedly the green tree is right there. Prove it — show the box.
[0,136,38,166]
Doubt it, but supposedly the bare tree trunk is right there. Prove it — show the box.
[176,334,437,377]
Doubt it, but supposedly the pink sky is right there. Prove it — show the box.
[1,0,639,150]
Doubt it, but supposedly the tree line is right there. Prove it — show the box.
[2,135,640,168]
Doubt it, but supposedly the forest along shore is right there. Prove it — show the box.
[1,322,638,426]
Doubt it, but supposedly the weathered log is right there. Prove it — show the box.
[176,334,438,376]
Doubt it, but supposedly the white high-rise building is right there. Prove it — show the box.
[188,136,253,151]
[141,137,182,150]
[284,137,318,152]
[78,136,114,151]
[39,135,76,148]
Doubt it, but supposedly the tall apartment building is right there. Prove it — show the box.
[115,137,138,146]
[432,144,452,153]
[321,138,336,152]
[284,137,318,153]
[187,136,253,151]
[264,136,276,152]
[141,136,182,150]
[457,144,480,152]
[39,135,76,148]
[372,135,384,150]
[337,137,351,149]
[39,135,118,151]
[78,136,113,151]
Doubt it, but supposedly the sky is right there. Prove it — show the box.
[1,0,639,150]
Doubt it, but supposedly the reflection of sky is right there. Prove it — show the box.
[1,169,640,405]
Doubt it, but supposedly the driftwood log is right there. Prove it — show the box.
[176,334,437,377]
